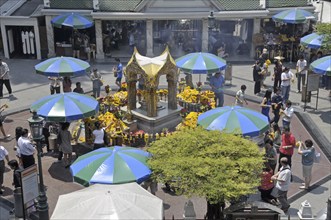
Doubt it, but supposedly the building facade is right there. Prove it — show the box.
[0,0,316,60]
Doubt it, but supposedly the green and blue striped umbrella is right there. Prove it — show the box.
[35,56,90,77]
[30,92,99,122]
[272,9,315,24]
[175,52,227,74]
[310,55,331,76]
[70,146,152,186]
[300,33,324,49]
[51,13,94,29]
[198,106,269,137]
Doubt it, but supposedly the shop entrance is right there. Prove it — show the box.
[6,25,37,59]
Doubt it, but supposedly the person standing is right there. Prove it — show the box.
[272,123,282,152]
[0,104,10,139]
[271,87,283,124]
[253,60,262,95]
[90,68,103,98]
[0,59,13,98]
[0,145,9,194]
[279,127,295,169]
[235,85,248,107]
[62,76,72,93]
[273,59,283,93]
[210,72,225,107]
[296,55,308,93]
[57,122,72,168]
[72,30,81,59]
[17,129,35,169]
[280,100,294,129]
[272,157,292,213]
[281,67,294,103]
[260,89,272,122]
[264,139,277,173]
[92,121,105,150]
[48,77,62,95]
[115,58,123,89]
[8,160,21,189]
[297,139,315,190]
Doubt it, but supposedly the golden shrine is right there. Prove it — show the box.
[124,47,181,133]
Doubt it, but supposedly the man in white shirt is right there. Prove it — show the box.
[280,100,294,129]
[296,55,307,93]
[0,145,9,194]
[17,129,35,168]
[281,67,294,103]
[0,59,13,98]
[272,157,291,213]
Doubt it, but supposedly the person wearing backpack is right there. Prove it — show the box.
[272,157,291,214]
[297,139,315,190]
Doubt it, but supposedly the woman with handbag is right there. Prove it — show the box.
[90,68,103,98]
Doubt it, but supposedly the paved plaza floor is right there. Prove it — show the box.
[0,58,330,219]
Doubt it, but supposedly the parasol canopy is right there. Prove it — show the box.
[51,13,94,29]
[175,52,227,74]
[310,55,331,76]
[35,56,90,77]
[50,183,163,220]
[198,106,269,137]
[272,8,315,24]
[70,146,152,186]
[30,92,99,122]
[300,33,324,49]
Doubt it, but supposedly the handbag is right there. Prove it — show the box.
[98,79,104,87]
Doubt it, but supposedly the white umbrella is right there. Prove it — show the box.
[51,183,163,220]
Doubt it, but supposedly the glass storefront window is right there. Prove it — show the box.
[102,20,146,57]
[153,20,202,57]
[210,19,253,60]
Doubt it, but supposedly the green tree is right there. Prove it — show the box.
[147,127,265,204]
[315,23,331,51]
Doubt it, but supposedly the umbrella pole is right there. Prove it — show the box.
[290,25,295,63]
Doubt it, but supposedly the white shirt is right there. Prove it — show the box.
[235,90,245,106]
[281,71,294,87]
[0,146,8,160]
[276,165,291,191]
[93,129,104,144]
[18,136,35,155]
[297,59,307,76]
[283,106,294,122]
[48,77,62,87]
[0,62,10,79]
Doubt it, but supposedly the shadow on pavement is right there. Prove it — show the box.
[163,203,170,210]
[292,175,303,184]
[48,162,73,183]
[320,110,331,124]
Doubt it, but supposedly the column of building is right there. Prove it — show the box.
[201,18,209,52]
[146,19,154,57]
[250,18,261,58]
[45,15,55,58]
[95,19,104,59]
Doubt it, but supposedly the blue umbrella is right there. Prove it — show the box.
[272,8,315,24]
[30,92,99,122]
[35,56,90,77]
[175,52,227,74]
[300,33,324,49]
[310,55,331,76]
[198,106,269,137]
[70,146,152,186]
[51,13,94,29]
